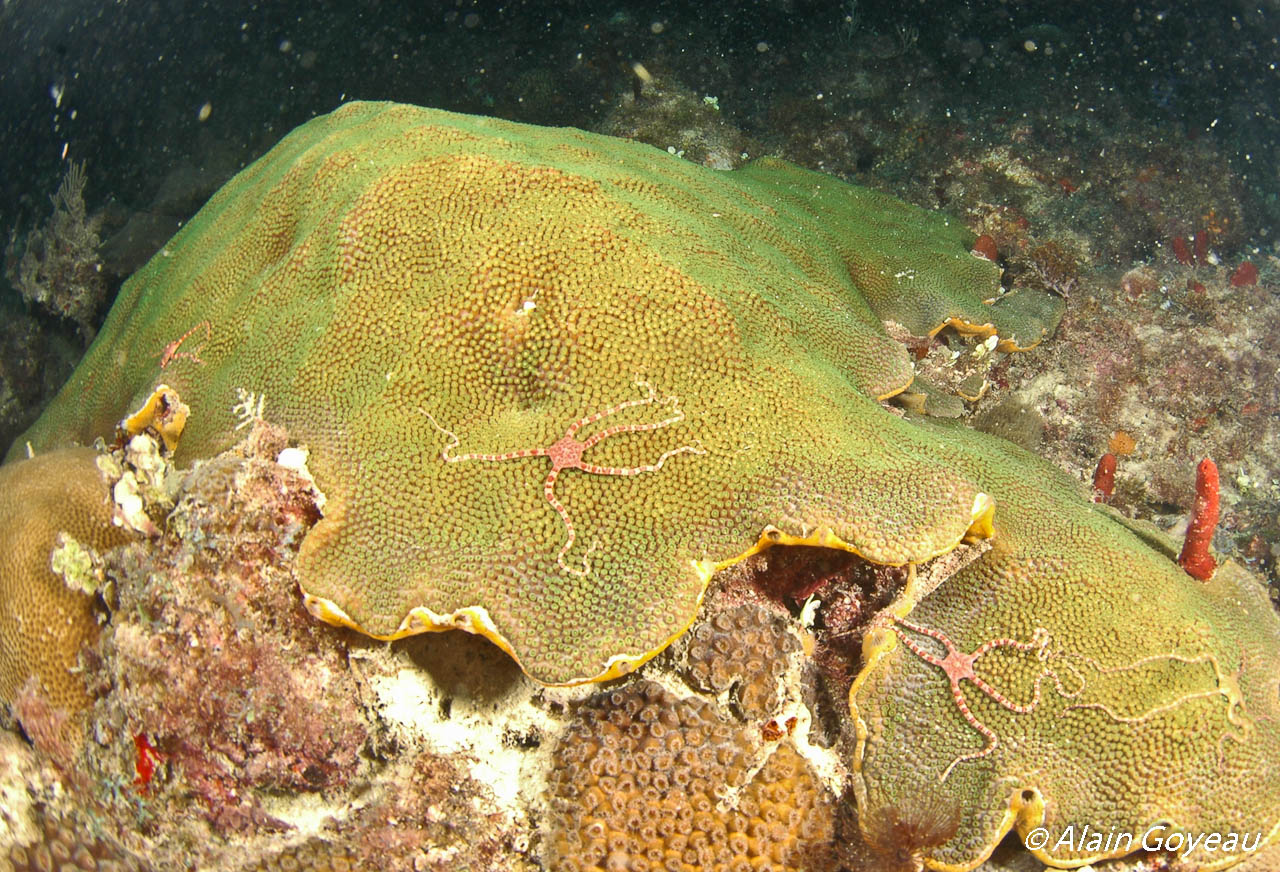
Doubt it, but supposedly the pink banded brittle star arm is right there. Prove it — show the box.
[159,320,212,369]
[888,616,1082,781]
[422,378,706,576]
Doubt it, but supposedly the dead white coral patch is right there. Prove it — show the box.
[275,445,326,513]
[232,387,267,431]
[95,432,179,537]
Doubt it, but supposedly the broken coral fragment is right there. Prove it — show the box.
[118,383,188,453]
[10,102,1043,685]
[96,431,179,537]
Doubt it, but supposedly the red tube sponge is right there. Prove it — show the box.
[1172,236,1193,266]
[1230,261,1259,287]
[1091,453,1116,502]
[970,234,998,262]
[1177,457,1219,581]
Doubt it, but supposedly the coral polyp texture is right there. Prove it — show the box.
[674,601,800,721]
[0,448,130,751]
[240,840,357,872]
[848,423,1280,870]
[1,806,149,872]
[6,101,1048,684]
[547,680,834,871]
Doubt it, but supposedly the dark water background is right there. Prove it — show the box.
[0,0,1276,454]
[1,1,1274,234]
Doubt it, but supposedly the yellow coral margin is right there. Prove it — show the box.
[302,588,707,687]
[967,492,995,540]
[931,316,997,342]
[305,493,993,688]
[929,317,1045,353]
[903,786,1041,872]
[876,373,915,402]
[304,592,525,669]
[120,383,188,452]
[692,492,996,582]
[847,563,930,823]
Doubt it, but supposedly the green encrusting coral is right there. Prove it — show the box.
[3,101,1277,869]
[8,101,1045,686]
[849,421,1280,870]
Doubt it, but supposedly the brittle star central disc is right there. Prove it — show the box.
[425,379,706,576]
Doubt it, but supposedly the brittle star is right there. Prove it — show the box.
[889,616,1079,782]
[159,320,212,369]
[1061,647,1253,770]
[423,379,706,576]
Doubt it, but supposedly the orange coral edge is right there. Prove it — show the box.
[305,493,996,687]
[120,383,189,452]
[930,316,1045,353]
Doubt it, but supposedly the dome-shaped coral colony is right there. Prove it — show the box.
[3,102,1279,870]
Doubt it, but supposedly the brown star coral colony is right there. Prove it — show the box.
[2,6,1280,872]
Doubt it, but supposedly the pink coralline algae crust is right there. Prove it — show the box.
[2,747,517,872]
[331,751,526,872]
[85,423,367,834]
[228,751,523,872]
[8,677,81,768]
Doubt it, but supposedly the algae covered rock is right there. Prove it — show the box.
[8,101,1052,685]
